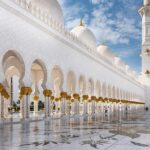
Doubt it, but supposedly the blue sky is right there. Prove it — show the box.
[58,0,143,74]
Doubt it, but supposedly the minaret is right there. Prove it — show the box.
[139,0,150,76]
[139,0,150,107]
[144,0,150,5]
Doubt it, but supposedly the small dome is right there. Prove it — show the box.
[97,44,115,63]
[29,0,64,25]
[97,44,109,55]
[71,20,96,49]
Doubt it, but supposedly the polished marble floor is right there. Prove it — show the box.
[0,111,150,150]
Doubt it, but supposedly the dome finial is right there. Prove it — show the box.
[100,38,105,45]
[80,18,84,26]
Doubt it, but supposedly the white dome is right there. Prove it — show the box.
[97,44,109,55]
[29,0,64,25]
[71,25,96,49]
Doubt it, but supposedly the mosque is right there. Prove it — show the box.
[0,0,149,122]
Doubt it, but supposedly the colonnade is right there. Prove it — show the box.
[0,50,145,122]
[0,83,145,121]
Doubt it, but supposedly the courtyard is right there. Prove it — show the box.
[0,111,150,150]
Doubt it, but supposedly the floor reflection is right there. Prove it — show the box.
[0,111,150,149]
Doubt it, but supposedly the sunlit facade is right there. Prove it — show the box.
[0,0,148,122]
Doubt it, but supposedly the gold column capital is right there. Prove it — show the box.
[66,95,71,100]
[1,88,10,99]
[73,93,80,100]
[0,83,4,93]
[51,96,54,100]
[60,92,67,98]
[33,95,39,101]
[43,89,52,97]
[55,97,60,102]
[91,96,97,101]
[83,95,89,100]
[20,87,32,96]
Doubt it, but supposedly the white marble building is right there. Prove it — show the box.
[0,0,148,121]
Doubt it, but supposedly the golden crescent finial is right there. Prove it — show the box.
[80,18,84,26]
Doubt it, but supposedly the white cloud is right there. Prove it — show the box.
[91,0,101,4]
[89,3,141,45]
[59,0,141,45]
[118,49,136,58]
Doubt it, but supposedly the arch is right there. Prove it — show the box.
[79,75,86,94]
[31,59,48,89]
[125,91,127,100]
[87,78,94,96]
[96,80,101,97]
[102,82,106,97]
[120,89,123,100]
[116,88,120,99]
[51,65,64,97]
[112,86,116,99]
[108,84,112,98]
[2,50,25,86]
[67,70,76,94]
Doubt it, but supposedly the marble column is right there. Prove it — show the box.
[0,94,4,119]
[83,95,88,115]
[49,96,54,116]
[60,92,67,116]
[0,87,9,120]
[66,95,71,115]
[104,99,108,116]
[33,82,39,116]
[107,99,110,118]
[33,96,39,116]
[73,94,80,115]
[95,99,99,114]
[99,100,103,114]
[0,84,4,120]
[91,96,96,114]
[20,87,32,120]
[4,98,9,118]
[119,101,122,122]
[43,89,52,118]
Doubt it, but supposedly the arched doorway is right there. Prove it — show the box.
[31,59,47,117]
[2,50,25,119]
